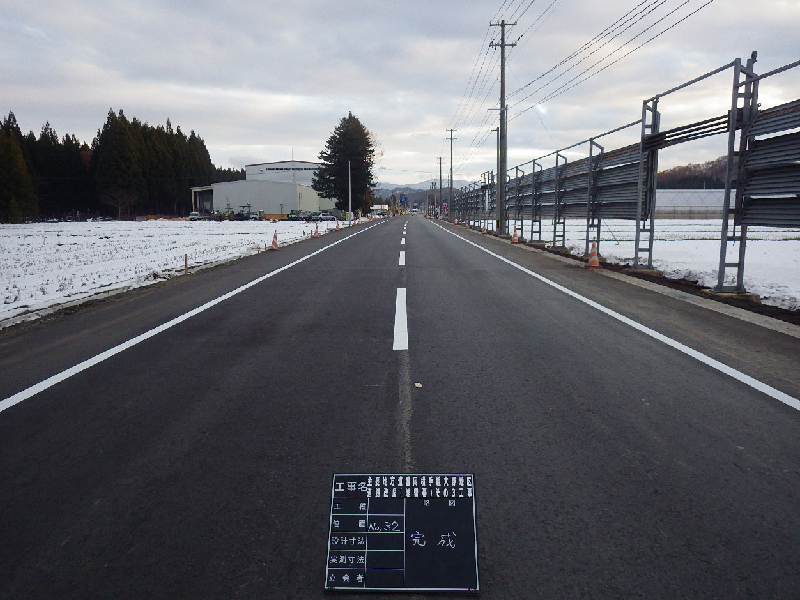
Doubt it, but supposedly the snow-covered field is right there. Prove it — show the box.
[474,218,800,311]
[0,218,352,325]
[578,220,800,310]
[1,217,798,326]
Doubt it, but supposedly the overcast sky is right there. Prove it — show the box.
[2,0,798,184]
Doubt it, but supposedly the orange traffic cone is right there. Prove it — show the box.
[335,219,340,231]
[481,224,488,234]
[586,241,602,269]
[270,231,279,250]
[313,223,320,238]
[511,224,520,243]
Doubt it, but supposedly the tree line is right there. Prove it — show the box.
[0,110,244,223]
[657,156,726,189]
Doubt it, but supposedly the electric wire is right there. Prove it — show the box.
[450,0,715,176]
[509,0,563,50]
[445,0,531,163]
[508,0,662,99]
[510,0,716,121]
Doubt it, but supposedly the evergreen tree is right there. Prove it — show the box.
[30,122,64,215]
[658,156,727,189]
[168,125,191,215]
[0,110,220,219]
[0,127,38,223]
[141,125,176,215]
[215,167,246,182]
[312,112,377,213]
[60,133,94,215]
[92,110,146,219]
[2,112,33,172]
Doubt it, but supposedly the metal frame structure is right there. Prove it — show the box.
[633,98,660,268]
[716,54,800,291]
[450,52,799,293]
[584,139,604,256]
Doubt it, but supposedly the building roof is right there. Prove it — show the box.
[244,160,321,168]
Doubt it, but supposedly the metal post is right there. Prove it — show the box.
[490,21,516,236]
[447,129,457,221]
[438,157,443,218]
[553,152,567,248]
[515,166,521,237]
[584,139,603,257]
[716,53,758,292]
[633,98,659,269]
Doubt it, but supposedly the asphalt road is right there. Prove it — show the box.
[2,216,799,599]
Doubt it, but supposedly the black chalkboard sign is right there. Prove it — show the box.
[325,474,479,592]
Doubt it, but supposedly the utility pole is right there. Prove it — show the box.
[447,129,457,220]
[438,157,444,217]
[348,161,352,221]
[490,20,515,236]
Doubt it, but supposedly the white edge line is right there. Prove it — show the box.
[0,224,380,415]
[393,287,409,351]
[434,223,800,412]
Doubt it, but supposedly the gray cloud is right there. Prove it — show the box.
[2,0,798,183]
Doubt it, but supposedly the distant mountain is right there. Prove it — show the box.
[377,179,473,192]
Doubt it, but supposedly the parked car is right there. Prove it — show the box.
[306,212,322,222]
[319,213,337,221]
[287,210,311,221]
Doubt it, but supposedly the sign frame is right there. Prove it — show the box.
[324,473,479,593]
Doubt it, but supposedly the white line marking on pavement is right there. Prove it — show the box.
[393,288,409,351]
[0,224,381,415]
[401,238,406,245]
[399,251,406,266]
[434,222,800,413]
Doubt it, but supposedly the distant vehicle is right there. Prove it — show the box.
[287,210,311,221]
[189,212,210,221]
[307,212,322,222]
[319,213,337,221]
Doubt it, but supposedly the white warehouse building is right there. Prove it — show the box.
[191,160,335,218]
[245,160,320,186]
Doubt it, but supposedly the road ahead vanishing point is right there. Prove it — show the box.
[2,216,800,599]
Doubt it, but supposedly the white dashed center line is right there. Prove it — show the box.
[399,251,406,266]
[393,288,409,350]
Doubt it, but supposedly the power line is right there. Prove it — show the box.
[447,0,523,137]
[510,0,716,120]
[504,0,530,22]
[445,0,531,158]
[450,0,564,171]
[509,0,563,49]
[508,0,661,99]
[449,0,715,176]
